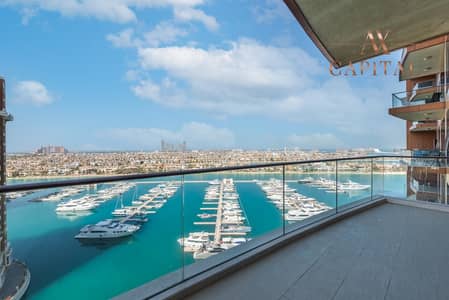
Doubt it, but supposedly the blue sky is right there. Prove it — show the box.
[0,0,405,152]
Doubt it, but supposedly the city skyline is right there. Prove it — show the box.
[1,0,404,152]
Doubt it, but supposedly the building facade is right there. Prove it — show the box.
[0,78,30,299]
[388,36,449,202]
[0,77,9,286]
[35,145,68,154]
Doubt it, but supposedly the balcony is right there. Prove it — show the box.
[409,121,439,132]
[177,200,449,300]
[2,155,449,299]
[389,86,448,121]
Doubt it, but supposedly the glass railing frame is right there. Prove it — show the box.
[1,154,447,298]
[3,155,435,194]
[391,84,449,108]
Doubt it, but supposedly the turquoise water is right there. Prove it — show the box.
[6,173,406,299]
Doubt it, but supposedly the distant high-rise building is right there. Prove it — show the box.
[35,145,69,154]
[160,139,187,152]
[0,78,30,298]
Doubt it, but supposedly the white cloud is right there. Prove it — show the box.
[1,0,136,23]
[106,21,188,50]
[252,0,290,24]
[131,39,404,148]
[20,6,37,25]
[104,122,235,149]
[124,69,142,81]
[134,39,321,114]
[144,22,188,47]
[1,0,216,27]
[287,133,344,149]
[173,6,218,31]
[106,28,140,48]
[13,80,53,106]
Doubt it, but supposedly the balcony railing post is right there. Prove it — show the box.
[371,158,374,200]
[181,174,185,280]
[335,160,338,213]
[282,165,285,235]
[382,157,385,196]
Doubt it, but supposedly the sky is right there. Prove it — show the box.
[0,0,405,152]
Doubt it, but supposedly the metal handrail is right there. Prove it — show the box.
[392,83,449,97]
[0,155,446,193]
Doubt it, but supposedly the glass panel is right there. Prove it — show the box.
[408,157,447,204]
[336,158,373,211]
[4,176,183,299]
[392,85,445,108]
[181,166,283,279]
[382,157,408,199]
[372,157,384,197]
[281,161,336,232]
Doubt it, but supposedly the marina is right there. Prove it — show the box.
[36,186,87,202]
[75,182,180,240]
[180,178,251,259]
[257,179,332,222]
[0,0,446,298]
[55,183,136,214]
[299,177,371,194]
[5,173,406,299]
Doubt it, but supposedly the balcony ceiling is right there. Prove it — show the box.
[401,44,448,81]
[284,0,449,67]
[389,102,446,121]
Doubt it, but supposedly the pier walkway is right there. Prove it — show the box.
[119,184,175,224]
[193,179,246,240]
[213,182,224,244]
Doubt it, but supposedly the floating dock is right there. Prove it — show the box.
[213,182,224,244]
[119,183,176,224]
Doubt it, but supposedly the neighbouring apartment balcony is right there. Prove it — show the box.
[389,85,448,121]
[409,120,440,132]
[411,149,443,157]
[410,177,441,200]
[409,151,448,168]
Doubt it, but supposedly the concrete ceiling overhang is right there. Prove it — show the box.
[389,102,446,121]
[401,44,448,81]
[284,0,449,68]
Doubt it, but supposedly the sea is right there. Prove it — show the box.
[6,173,406,299]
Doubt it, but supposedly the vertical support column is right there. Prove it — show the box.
[335,160,338,213]
[0,78,7,286]
[382,157,385,196]
[371,159,374,200]
[282,165,285,235]
[181,174,185,280]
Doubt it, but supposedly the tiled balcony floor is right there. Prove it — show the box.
[186,203,449,300]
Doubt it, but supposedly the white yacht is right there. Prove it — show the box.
[285,209,312,221]
[298,177,314,184]
[221,237,249,249]
[221,225,251,233]
[178,232,210,252]
[132,200,145,205]
[208,179,220,185]
[112,207,144,217]
[197,213,216,219]
[56,201,97,212]
[339,180,370,191]
[75,219,140,239]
